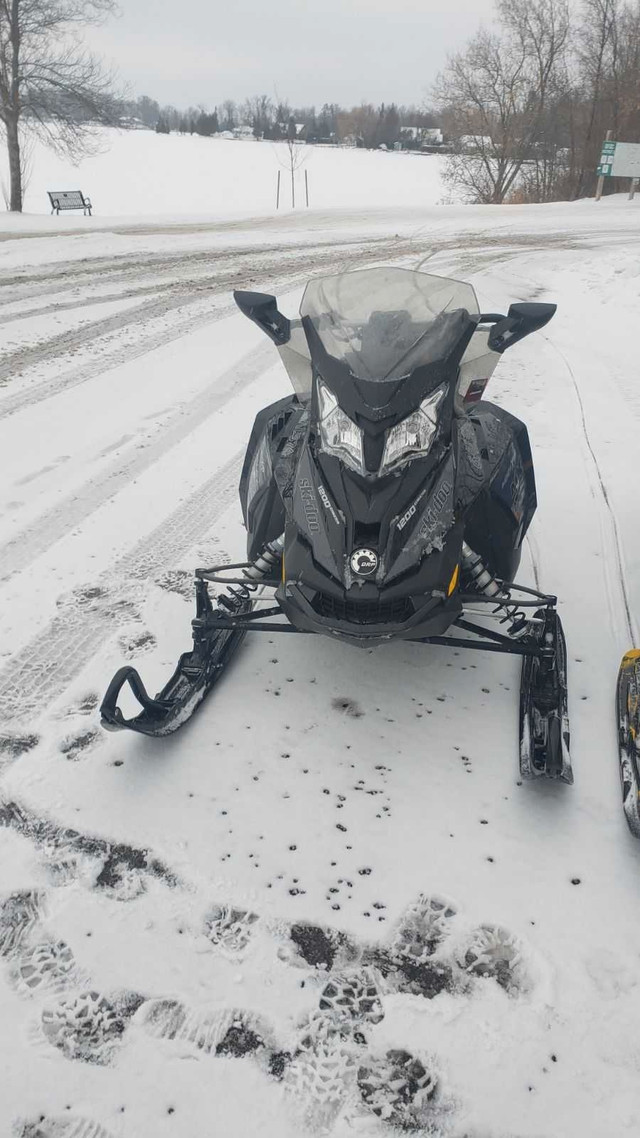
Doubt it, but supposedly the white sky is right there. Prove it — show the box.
[85,0,497,110]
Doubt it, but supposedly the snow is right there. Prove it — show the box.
[1,126,447,218]
[1,138,640,1138]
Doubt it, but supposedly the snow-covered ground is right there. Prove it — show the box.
[1,190,640,1138]
[1,126,447,217]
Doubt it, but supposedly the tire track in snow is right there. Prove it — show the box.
[0,342,272,583]
[0,290,211,387]
[0,237,421,421]
[541,332,635,647]
[0,295,239,420]
[0,449,243,723]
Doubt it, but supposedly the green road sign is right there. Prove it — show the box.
[602,141,616,154]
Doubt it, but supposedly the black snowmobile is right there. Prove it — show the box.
[101,266,572,783]
[616,650,640,836]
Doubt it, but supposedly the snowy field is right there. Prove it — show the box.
[1,178,640,1138]
[1,126,447,218]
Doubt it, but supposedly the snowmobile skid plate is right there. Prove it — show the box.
[616,650,640,837]
[519,608,572,784]
[99,579,251,737]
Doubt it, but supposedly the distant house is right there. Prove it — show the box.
[120,115,148,130]
[233,124,255,140]
[399,126,444,150]
[276,122,307,141]
[458,135,493,153]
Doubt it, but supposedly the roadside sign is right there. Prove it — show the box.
[597,141,640,178]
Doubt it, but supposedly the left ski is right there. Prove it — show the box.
[616,650,640,838]
[519,609,572,784]
[100,580,250,737]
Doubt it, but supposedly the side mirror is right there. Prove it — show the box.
[233,290,290,345]
[487,301,557,353]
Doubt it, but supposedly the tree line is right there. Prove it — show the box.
[128,94,439,149]
[434,0,640,202]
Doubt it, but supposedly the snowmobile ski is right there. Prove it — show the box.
[100,579,252,737]
[519,608,572,783]
[616,649,640,837]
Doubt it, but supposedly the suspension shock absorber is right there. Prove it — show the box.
[217,535,285,611]
[460,541,529,636]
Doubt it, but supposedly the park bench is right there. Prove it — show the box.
[47,190,92,216]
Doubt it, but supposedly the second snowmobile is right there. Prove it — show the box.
[100,265,572,784]
[617,650,640,836]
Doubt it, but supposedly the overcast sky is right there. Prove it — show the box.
[85,0,497,110]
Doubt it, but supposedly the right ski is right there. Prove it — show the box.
[616,649,640,838]
[519,609,572,784]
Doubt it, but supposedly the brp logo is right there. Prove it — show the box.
[350,547,379,577]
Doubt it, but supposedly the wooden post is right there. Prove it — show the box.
[595,129,612,201]
[276,170,281,210]
[629,178,638,201]
[305,169,309,207]
[291,163,295,209]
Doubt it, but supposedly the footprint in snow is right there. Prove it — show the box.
[13,939,89,999]
[0,890,45,959]
[14,1116,115,1138]
[38,989,144,1065]
[203,903,260,957]
[59,728,101,761]
[138,998,273,1060]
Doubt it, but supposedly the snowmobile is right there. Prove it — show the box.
[616,650,640,835]
[100,265,572,783]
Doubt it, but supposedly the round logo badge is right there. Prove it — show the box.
[350,548,379,577]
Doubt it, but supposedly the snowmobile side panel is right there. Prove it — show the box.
[616,649,640,838]
[519,610,572,783]
[463,403,536,583]
[240,395,299,559]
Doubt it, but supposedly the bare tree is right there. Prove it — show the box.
[275,135,307,208]
[435,0,570,203]
[242,93,274,139]
[0,0,121,211]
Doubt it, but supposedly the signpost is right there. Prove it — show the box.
[596,134,640,200]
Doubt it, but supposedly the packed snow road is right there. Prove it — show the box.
[1,199,640,1138]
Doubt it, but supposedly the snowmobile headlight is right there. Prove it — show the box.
[317,380,365,475]
[380,385,446,474]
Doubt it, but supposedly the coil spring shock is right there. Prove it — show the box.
[460,541,529,637]
[217,534,285,611]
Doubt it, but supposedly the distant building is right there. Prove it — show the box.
[458,135,493,153]
[233,124,255,140]
[399,126,444,150]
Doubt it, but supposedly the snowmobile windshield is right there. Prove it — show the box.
[300,266,480,383]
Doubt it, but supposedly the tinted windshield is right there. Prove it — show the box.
[300,266,479,382]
